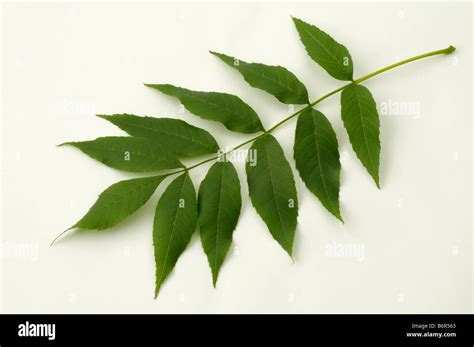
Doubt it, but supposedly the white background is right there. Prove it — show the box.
[1,1,472,313]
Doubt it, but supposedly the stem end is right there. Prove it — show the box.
[445,45,456,54]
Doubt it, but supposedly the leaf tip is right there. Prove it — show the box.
[291,16,305,28]
[50,226,75,246]
[154,283,161,300]
[209,50,224,59]
[372,175,381,189]
[332,205,344,223]
[283,245,294,261]
[144,83,165,92]
[209,51,231,63]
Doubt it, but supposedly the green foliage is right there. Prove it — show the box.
[72,175,166,230]
[341,84,381,187]
[246,134,298,257]
[153,173,197,297]
[210,51,309,104]
[61,136,182,172]
[198,161,241,286]
[292,17,354,81]
[145,84,264,134]
[57,16,453,298]
[97,114,219,157]
[294,109,342,221]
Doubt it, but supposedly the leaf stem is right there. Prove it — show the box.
[181,46,455,174]
[266,45,455,133]
[51,46,455,246]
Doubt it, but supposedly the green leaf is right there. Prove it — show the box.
[72,175,166,230]
[292,17,354,81]
[246,134,298,256]
[198,161,241,286]
[153,173,197,298]
[294,109,342,221]
[340,84,380,187]
[145,84,264,134]
[61,136,183,172]
[97,114,219,157]
[210,51,309,105]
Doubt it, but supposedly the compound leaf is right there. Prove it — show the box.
[72,175,166,230]
[153,173,197,298]
[294,108,342,221]
[246,134,298,257]
[60,136,182,172]
[145,84,264,134]
[97,114,219,157]
[341,84,380,187]
[198,161,241,286]
[292,17,353,81]
[210,51,309,104]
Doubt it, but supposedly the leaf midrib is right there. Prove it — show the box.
[117,118,216,151]
[351,90,377,176]
[240,63,303,99]
[157,175,188,289]
[173,89,256,125]
[298,21,345,71]
[309,115,338,215]
[79,178,161,229]
[260,137,288,248]
[212,164,226,281]
[79,142,167,161]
